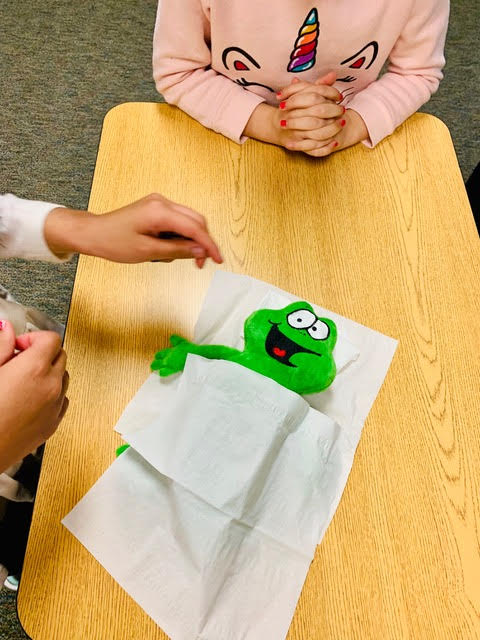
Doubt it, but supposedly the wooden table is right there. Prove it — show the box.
[18,105,480,639]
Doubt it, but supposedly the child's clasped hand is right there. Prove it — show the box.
[243,71,369,156]
[275,71,346,157]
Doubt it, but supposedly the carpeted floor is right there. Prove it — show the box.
[0,0,160,327]
[0,1,478,637]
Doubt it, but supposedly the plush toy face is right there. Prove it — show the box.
[152,301,337,395]
[243,301,337,393]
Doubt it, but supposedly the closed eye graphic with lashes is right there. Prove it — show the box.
[222,47,275,92]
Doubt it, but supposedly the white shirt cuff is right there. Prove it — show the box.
[0,194,70,262]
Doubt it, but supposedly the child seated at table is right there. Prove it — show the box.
[153,0,449,157]
[0,192,222,589]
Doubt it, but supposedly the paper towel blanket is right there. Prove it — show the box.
[127,356,345,555]
[63,272,398,640]
[64,357,345,640]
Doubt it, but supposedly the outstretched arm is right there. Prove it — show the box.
[151,335,242,376]
[1,193,222,267]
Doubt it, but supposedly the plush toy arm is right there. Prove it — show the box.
[151,335,243,377]
[151,335,192,376]
[191,344,242,362]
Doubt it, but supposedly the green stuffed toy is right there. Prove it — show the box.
[151,301,337,395]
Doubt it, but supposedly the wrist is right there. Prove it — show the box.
[44,208,98,258]
[243,103,279,145]
[344,109,369,146]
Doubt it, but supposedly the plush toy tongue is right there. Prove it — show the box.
[273,347,287,357]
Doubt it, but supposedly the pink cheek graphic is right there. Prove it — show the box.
[349,57,365,69]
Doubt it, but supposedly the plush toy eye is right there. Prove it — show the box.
[307,320,330,340]
[287,309,316,329]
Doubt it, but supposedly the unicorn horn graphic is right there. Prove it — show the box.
[287,8,319,73]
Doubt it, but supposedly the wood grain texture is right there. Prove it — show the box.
[17,104,480,640]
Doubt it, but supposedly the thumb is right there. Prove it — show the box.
[315,71,337,86]
[0,320,16,365]
[15,330,62,363]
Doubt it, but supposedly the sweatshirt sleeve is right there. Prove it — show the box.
[347,0,450,147]
[152,0,266,143]
[0,194,70,262]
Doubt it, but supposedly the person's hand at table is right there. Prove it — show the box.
[244,72,345,154]
[0,322,69,473]
[327,107,369,153]
[280,104,369,157]
[274,71,369,157]
[44,193,223,268]
[274,72,345,156]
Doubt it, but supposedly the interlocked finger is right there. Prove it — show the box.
[283,93,344,117]
[279,82,342,102]
[284,118,344,141]
[306,144,338,157]
[287,137,338,153]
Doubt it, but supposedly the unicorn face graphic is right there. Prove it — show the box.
[221,8,379,98]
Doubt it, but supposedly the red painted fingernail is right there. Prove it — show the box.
[340,119,346,127]
[280,120,287,127]
[279,101,286,110]
[333,141,339,148]
[342,106,346,114]
[339,94,344,101]
[276,92,282,98]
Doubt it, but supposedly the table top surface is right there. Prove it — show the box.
[18,104,480,640]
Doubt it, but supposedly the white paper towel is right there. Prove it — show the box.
[126,356,344,555]
[63,272,398,640]
[63,447,313,640]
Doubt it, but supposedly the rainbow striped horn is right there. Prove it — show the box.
[287,8,319,73]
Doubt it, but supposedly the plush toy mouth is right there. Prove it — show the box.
[265,322,320,367]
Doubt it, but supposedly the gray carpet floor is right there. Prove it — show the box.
[0,1,478,637]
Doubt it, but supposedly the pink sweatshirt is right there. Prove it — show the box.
[153,0,449,147]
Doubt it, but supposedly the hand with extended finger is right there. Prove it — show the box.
[44,193,223,269]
